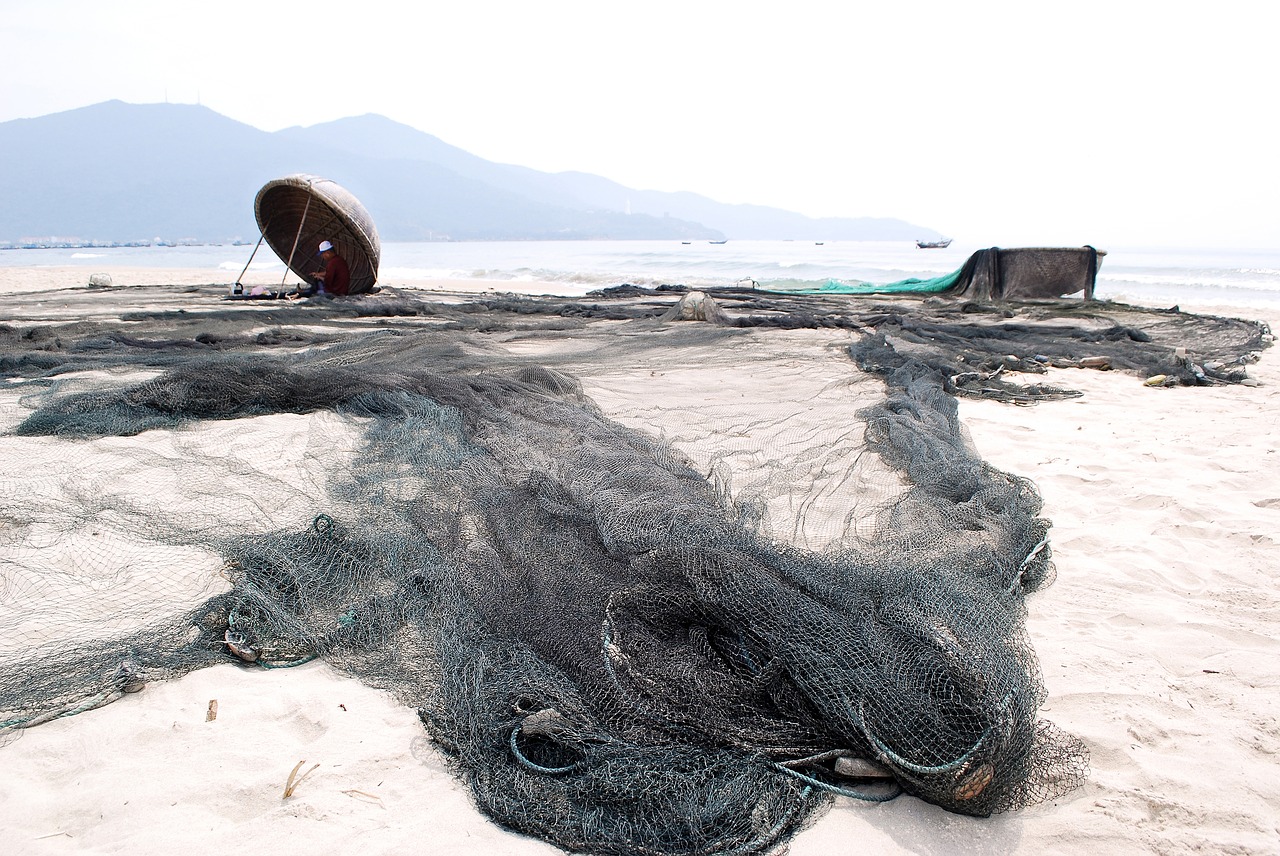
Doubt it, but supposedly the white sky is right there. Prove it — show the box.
[3,0,1277,248]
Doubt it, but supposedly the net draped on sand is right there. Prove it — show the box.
[0,282,1269,855]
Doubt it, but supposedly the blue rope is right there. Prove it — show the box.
[852,691,1014,776]
[772,763,902,802]
[508,723,583,775]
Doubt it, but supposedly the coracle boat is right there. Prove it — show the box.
[251,174,381,295]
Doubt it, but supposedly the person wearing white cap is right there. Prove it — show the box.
[310,240,351,296]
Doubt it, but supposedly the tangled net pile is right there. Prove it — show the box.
[0,282,1269,854]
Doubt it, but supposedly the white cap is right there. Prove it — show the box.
[318,240,333,253]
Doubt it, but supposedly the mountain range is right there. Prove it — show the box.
[0,101,939,244]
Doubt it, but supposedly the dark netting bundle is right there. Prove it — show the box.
[476,284,1271,402]
[0,282,1269,855]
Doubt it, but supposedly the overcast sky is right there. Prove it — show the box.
[4,0,1277,248]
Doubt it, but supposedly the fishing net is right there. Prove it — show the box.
[762,247,1100,300]
[0,281,1270,855]
[487,283,1269,401]
[810,268,962,294]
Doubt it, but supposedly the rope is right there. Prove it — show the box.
[508,723,584,775]
[853,692,1013,776]
[714,785,812,856]
[258,654,318,670]
[1007,536,1051,595]
[771,762,902,802]
[0,688,125,733]
[1020,536,1050,569]
[282,182,314,289]
[233,232,267,293]
[597,598,706,741]
[776,748,854,769]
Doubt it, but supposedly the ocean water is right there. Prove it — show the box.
[4,241,1280,311]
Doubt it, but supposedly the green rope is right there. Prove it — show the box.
[852,691,1014,776]
[772,762,902,802]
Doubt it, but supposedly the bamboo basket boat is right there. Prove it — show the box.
[254,174,380,294]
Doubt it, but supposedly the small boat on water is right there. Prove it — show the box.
[709,240,728,245]
[916,238,952,249]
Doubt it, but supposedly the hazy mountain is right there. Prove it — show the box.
[281,114,936,242]
[0,101,938,244]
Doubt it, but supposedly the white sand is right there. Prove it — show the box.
[0,265,569,297]
[1,269,1278,855]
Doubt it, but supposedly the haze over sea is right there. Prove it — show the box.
[4,241,1279,312]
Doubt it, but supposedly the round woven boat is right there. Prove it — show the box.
[254,174,381,294]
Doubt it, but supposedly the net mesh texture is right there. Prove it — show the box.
[0,281,1270,855]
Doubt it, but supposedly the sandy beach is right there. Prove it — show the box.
[0,266,575,298]
[1,266,1277,855]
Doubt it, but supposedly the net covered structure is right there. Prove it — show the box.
[773,247,1103,300]
[0,280,1270,855]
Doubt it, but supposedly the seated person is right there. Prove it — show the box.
[313,240,351,296]
[293,240,351,298]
